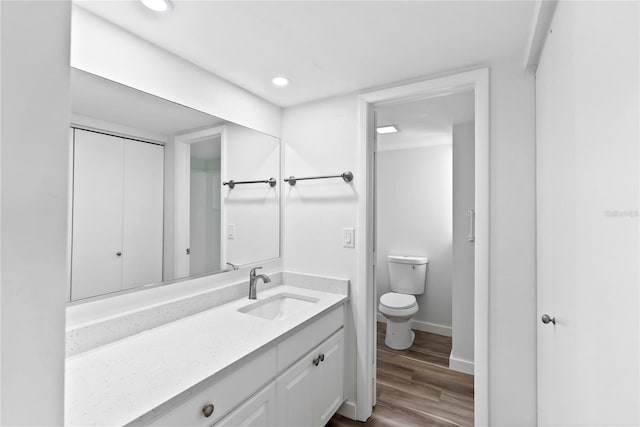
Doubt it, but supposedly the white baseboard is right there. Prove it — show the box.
[376,314,452,337]
[449,354,474,375]
[411,319,452,337]
[337,399,357,420]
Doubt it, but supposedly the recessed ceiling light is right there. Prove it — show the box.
[141,0,172,12]
[272,76,290,87]
[376,125,399,134]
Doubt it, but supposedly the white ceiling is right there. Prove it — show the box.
[74,0,536,107]
[376,89,474,151]
[71,68,224,136]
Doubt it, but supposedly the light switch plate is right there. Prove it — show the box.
[344,228,355,248]
[227,224,236,239]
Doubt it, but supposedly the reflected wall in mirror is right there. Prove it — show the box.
[69,68,280,302]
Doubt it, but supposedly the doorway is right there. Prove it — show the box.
[351,69,490,424]
[189,135,223,276]
[171,126,227,280]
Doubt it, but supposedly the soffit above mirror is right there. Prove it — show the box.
[71,69,225,137]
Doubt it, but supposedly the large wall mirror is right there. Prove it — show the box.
[69,68,280,301]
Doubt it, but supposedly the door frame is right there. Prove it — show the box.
[355,68,490,424]
[173,125,227,279]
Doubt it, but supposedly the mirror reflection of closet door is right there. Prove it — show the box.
[72,129,125,300]
[71,129,164,300]
[122,140,164,289]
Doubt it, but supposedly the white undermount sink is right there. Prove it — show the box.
[238,293,319,320]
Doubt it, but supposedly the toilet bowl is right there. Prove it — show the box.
[379,292,418,349]
[379,255,428,350]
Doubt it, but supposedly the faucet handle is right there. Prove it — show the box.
[250,266,262,276]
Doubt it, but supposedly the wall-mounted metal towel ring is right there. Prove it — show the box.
[223,177,277,189]
[284,171,353,186]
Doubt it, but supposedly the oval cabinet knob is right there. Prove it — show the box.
[319,353,325,362]
[312,357,320,366]
[202,403,214,418]
[116,251,122,257]
[541,314,556,325]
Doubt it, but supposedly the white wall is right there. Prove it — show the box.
[281,59,536,424]
[0,1,71,424]
[70,6,281,138]
[450,123,475,374]
[488,61,536,426]
[375,144,453,333]
[281,95,360,408]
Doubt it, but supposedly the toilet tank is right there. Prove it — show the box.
[387,255,428,294]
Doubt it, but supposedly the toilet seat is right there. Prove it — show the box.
[379,292,419,350]
[380,292,416,310]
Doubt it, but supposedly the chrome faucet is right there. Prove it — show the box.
[249,267,271,299]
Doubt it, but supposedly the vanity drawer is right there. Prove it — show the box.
[276,305,344,373]
[150,348,276,426]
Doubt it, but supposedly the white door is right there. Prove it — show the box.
[122,140,164,288]
[214,382,276,427]
[536,2,639,425]
[71,129,124,300]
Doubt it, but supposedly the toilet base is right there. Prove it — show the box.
[384,319,416,350]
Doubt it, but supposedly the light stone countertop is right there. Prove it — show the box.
[64,284,348,426]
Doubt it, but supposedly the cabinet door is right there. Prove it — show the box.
[215,382,276,427]
[122,140,164,289]
[71,129,124,300]
[276,329,345,427]
[314,329,344,426]
[275,350,315,427]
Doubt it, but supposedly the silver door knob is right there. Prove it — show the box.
[541,314,556,325]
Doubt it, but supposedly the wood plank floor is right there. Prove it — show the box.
[327,322,474,427]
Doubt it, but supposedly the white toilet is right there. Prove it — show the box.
[379,255,428,350]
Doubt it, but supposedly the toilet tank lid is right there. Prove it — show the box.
[388,255,428,265]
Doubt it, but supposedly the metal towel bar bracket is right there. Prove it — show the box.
[284,171,353,186]
[223,177,277,189]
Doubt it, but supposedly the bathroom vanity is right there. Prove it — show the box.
[64,277,348,426]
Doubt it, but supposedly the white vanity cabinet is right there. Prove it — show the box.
[276,329,344,427]
[71,128,163,300]
[147,305,345,427]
